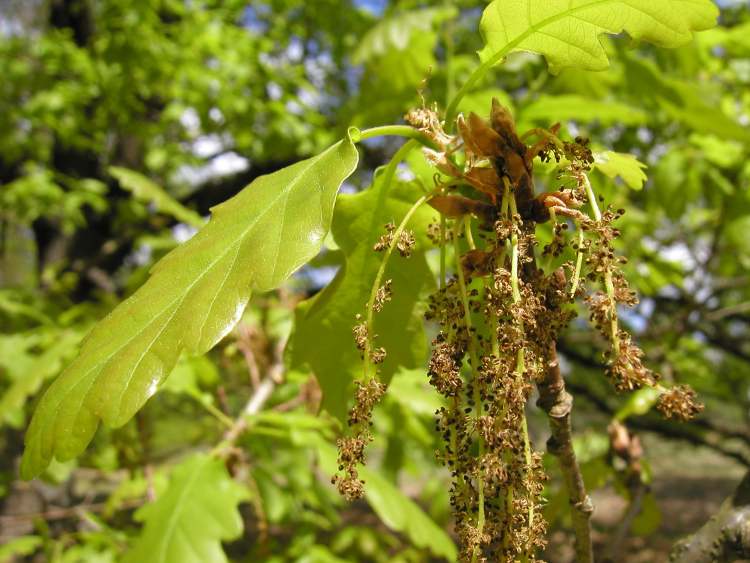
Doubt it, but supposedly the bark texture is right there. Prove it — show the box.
[670,470,750,563]
[537,342,594,563]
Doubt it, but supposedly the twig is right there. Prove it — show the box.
[236,323,262,389]
[216,336,286,452]
[536,342,594,563]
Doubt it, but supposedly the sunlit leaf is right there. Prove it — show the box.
[290,170,434,422]
[593,151,648,190]
[479,0,718,73]
[21,137,359,479]
[123,454,248,563]
[109,166,204,228]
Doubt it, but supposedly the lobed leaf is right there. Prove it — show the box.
[593,150,648,190]
[21,137,359,479]
[479,0,718,74]
[123,454,248,563]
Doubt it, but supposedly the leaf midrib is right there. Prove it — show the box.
[485,0,702,62]
[156,458,206,563]
[38,145,334,461]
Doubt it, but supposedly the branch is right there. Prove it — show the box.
[670,470,750,563]
[536,342,594,563]
[216,336,286,453]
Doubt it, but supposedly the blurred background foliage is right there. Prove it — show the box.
[1,0,749,561]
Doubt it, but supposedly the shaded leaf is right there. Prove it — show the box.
[290,170,434,422]
[479,0,718,73]
[631,492,662,536]
[0,329,82,429]
[385,368,444,417]
[593,151,648,190]
[21,137,359,478]
[123,454,248,563]
[519,94,648,126]
[353,7,456,64]
[316,441,456,561]
[109,166,205,228]
[457,88,514,118]
[0,536,43,562]
[622,54,750,143]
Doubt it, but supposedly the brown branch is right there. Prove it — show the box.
[670,469,750,562]
[536,341,594,563]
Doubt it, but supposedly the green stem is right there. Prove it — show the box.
[509,195,521,303]
[570,226,584,299]
[443,2,456,106]
[454,219,485,562]
[582,173,619,352]
[193,393,234,428]
[509,192,535,549]
[544,209,557,273]
[445,36,523,127]
[357,125,438,150]
[363,192,428,379]
[440,214,447,290]
[445,56,499,127]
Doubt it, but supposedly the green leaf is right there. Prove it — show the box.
[123,454,248,563]
[622,55,750,143]
[0,536,43,562]
[385,368,444,417]
[316,441,456,561]
[290,170,434,422]
[353,7,457,64]
[0,329,82,429]
[479,0,718,73]
[457,89,515,119]
[593,151,648,190]
[519,95,648,126]
[21,137,359,479]
[109,166,204,228]
[631,492,662,536]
